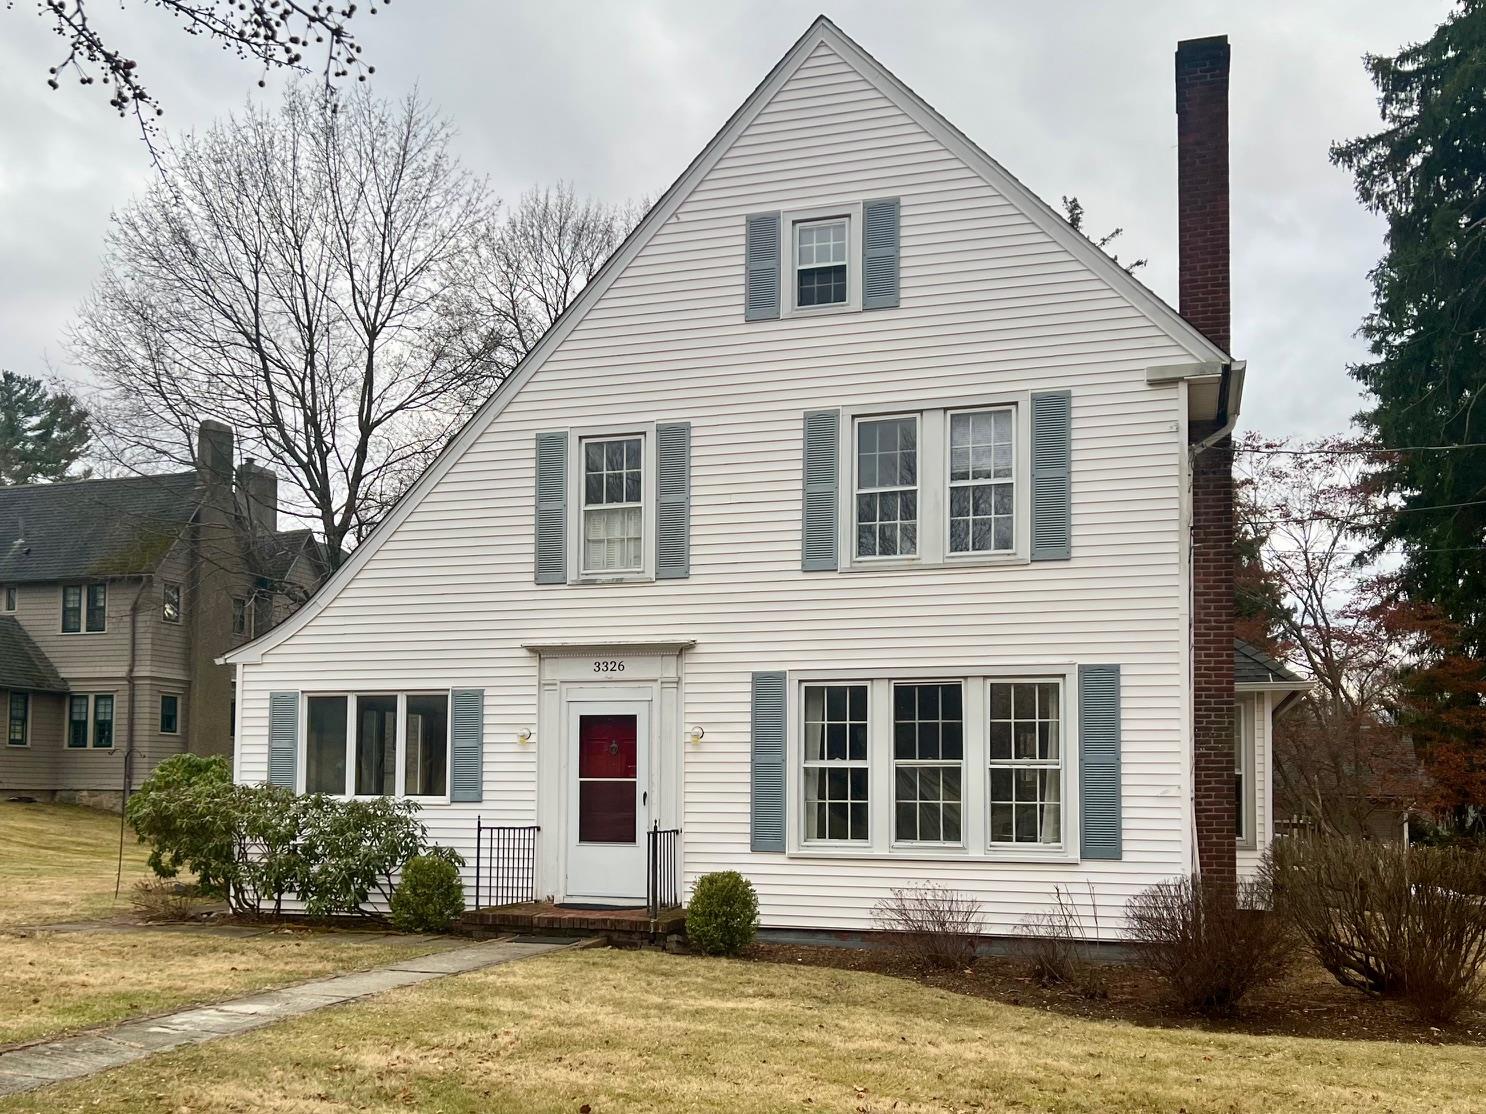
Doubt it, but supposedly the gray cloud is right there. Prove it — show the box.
[0,0,1455,436]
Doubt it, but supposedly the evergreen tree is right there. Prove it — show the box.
[0,371,91,486]
[1332,2,1486,655]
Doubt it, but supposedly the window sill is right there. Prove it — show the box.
[838,553,1029,574]
[572,573,654,587]
[788,846,1077,865]
[782,303,859,320]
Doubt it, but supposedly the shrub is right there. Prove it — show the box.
[1126,874,1296,1017]
[686,871,760,956]
[125,754,235,894]
[129,879,203,921]
[872,883,982,970]
[390,854,467,933]
[1013,883,1109,998]
[1266,836,1486,1023]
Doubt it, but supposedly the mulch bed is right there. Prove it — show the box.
[747,942,1486,1046]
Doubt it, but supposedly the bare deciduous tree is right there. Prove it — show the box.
[72,84,500,566]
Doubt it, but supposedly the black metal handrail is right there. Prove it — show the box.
[647,823,682,918]
[474,821,540,910]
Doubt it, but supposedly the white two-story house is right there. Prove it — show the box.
[222,18,1305,938]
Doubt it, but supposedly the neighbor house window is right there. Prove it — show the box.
[62,584,106,633]
[305,695,349,794]
[304,692,450,799]
[802,683,870,843]
[1235,701,1251,843]
[68,696,89,748]
[948,407,1015,554]
[892,682,964,844]
[854,416,918,559]
[66,694,114,748]
[987,681,1063,846]
[794,217,848,307]
[3,586,15,612]
[162,582,181,624]
[93,695,114,748]
[581,436,644,575]
[159,694,180,735]
[231,597,251,637]
[7,693,28,746]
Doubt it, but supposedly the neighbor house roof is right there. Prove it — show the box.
[0,473,201,584]
[253,528,338,589]
[0,616,67,693]
[1234,640,1305,687]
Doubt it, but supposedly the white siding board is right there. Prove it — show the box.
[234,40,1202,936]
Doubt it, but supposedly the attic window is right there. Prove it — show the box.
[794,218,849,307]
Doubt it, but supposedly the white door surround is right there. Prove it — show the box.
[526,640,690,905]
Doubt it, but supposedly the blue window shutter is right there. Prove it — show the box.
[1030,390,1072,560]
[745,212,781,321]
[1078,664,1122,860]
[534,431,568,584]
[751,671,786,851]
[450,688,485,803]
[267,692,298,789]
[655,422,691,579]
[801,409,839,571]
[862,197,900,309]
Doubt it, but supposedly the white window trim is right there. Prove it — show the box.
[60,583,107,634]
[889,680,968,850]
[7,691,29,747]
[800,681,873,849]
[838,392,1032,572]
[298,690,453,803]
[566,423,657,585]
[781,201,863,318]
[1235,698,1256,850]
[986,677,1069,852]
[786,663,1079,863]
[851,412,922,566]
[159,692,181,735]
[65,692,117,749]
[162,581,182,624]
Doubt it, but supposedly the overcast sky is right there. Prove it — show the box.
[0,0,1454,438]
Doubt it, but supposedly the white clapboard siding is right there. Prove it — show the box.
[234,39,1207,936]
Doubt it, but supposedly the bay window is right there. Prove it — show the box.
[303,691,450,798]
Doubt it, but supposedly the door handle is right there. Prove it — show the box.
[642,791,648,806]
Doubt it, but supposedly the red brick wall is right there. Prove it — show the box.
[1178,36,1236,885]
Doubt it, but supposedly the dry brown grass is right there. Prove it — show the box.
[0,801,153,927]
[4,948,1484,1113]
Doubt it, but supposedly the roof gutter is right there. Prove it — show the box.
[1190,360,1239,456]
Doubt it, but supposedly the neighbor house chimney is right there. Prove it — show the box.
[196,420,234,493]
[235,460,278,539]
[1177,35,1237,888]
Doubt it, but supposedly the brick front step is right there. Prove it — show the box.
[458,901,686,945]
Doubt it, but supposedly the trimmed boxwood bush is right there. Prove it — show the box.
[390,854,467,933]
[686,871,759,956]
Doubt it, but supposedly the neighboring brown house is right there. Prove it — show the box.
[0,422,327,809]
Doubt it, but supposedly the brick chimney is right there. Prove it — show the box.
[235,460,278,539]
[1177,36,1236,886]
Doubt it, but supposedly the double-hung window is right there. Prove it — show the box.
[845,401,1024,567]
[65,694,114,748]
[62,583,106,633]
[802,683,869,843]
[893,682,964,844]
[7,692,27,746]
[854,416,919,559]
[3,586,15,611]
[1234,701,1253,845]
[987,681,1063,846]
[794,218,848,308]
[304,692,450,799]
[159,694,180,735]
[162,582,182,624]
[581,436,644,576]
[231,597,252,637]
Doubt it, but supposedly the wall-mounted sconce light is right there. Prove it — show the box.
[516,728,533,746]
[688,725,706,746]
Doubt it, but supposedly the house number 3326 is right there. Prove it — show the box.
[593,660,626,673]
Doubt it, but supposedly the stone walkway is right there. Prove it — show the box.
[0,935,588,1097]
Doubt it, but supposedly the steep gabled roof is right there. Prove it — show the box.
[0,616,67,693]
[0,472,200,584]
[225,15,1230,665]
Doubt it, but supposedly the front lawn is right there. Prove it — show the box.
[0,801,153,927]
[6,948,1484,1113]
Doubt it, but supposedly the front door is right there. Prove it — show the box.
[565,701,650,903]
